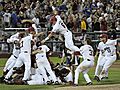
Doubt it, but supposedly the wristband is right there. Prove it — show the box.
[44,37,49,41]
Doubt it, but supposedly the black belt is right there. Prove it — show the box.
[13,55,17,59]
[24,51,28,53]
[87,59,91,61]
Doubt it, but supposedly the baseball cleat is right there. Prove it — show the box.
[93,76,100,82]
[0,76,5,83]
[47,81,52,85]
[101,77,108,80]
[86,82,93,85]
[73,84,78,86]
[54,81,59,85]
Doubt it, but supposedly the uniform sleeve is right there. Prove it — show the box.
[44,45,50,52]
[106,39,117,45]
[29,34,33,40]
[79,46,84,54]
[7,33,19,43]
[97,43,101,50]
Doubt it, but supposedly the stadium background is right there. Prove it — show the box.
[0,0,120,89]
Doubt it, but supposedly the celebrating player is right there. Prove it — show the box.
[41,10,80,55]
[74,38,94,86]
[32,41,59,85]
[98,34,117,80]
[0,32,20,82]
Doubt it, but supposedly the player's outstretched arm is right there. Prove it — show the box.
[35,32,44,37]
[32,49,43,55]
[41,32,54,44]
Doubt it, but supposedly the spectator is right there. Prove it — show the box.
[92,16,100,31]
[81,15,87,40]
[32,14,40,28]
[100,17,108,31]
[11,11,19,28]
[3,9,11,28]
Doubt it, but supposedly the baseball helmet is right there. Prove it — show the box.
[49,16,57,24]
[99,34,108,39]
[26,27,35,33]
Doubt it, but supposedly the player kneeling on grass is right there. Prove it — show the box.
[74,38,94,86]
[32,41,59,85]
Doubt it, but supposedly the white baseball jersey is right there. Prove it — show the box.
[35,45,57,83]
[7,32,20,57]
[4,33,20,72]
[80,45,94,60]
[104,39,117,56]
[52,15,68,35]
[36,45,50,60]
[51,15,80,52]
[97,42,106,56]
[20,34,33,53]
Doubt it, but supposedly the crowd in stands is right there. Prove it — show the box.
[0,0,120,52]
[0,0,120,31]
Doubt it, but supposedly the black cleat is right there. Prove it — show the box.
[22,80,28,85]
[54,81,59,85]
[86,82,93,85]
[0,76,5,83]
[105,77,108,79]
[47,81,52,85]
[101,77,108,80]
[93,76,100,82]
[73,84,78,86]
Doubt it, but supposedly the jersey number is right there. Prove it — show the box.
[59,21,66,28]
[104,47,111,53]
[20,41,23,48]
[89,49,93,56]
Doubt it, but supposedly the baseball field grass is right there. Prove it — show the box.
[0,57,120,90]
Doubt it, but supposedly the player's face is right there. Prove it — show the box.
[30,31,36,36]
[52,21,56,26]
[100,37,107,43]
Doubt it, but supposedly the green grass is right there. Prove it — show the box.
[0,58,120,90]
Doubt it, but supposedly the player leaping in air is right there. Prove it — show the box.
[41,6,80,55]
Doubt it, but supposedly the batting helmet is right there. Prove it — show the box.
[49,16,57,24]
[99,34,108,39]
[26,27,35,33]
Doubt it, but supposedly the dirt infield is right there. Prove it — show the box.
[55,84,120,90]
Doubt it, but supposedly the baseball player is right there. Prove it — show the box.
[94,34,108,81]
[41,14,80,55]
[74,38,94,86]
[0,32,20,82]
[4,27,36,82]
[98,34,117,80]
[94,34,117,81]
[32,41,58,85]
[27,68,45,85]
[54,64,73,85]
